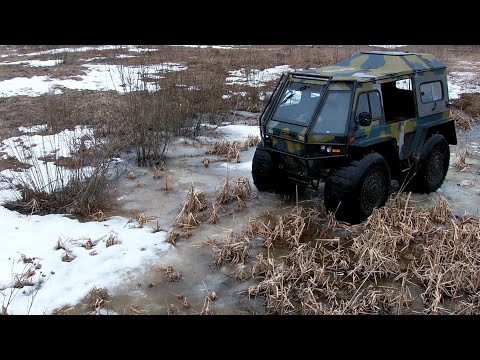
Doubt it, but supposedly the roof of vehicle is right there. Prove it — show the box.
[296,51,447,83]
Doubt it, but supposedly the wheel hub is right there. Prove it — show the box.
[361,172,385,211]
[427,150,445,185]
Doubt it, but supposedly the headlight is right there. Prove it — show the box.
[326,146,332,153]
[320,145,325,151]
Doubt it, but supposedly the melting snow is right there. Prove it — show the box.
[226,65,293,87]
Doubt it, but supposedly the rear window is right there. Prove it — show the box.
[420,81,443,103]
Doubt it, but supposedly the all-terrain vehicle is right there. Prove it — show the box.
[252,51,457,223]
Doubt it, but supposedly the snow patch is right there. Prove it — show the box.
[0,206,170,315]
[0,62,187,97]
[226,65,293,87]
[0,59,62,67]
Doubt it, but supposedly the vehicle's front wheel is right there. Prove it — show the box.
[324,153,390,224]
[252,143,275,192]
[409,134,450,194]
[252,142,306,195]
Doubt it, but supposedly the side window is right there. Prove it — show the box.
[355,91,383,121]
[369,92,382,120]
[381,78,416,123]
[420,81,443,103]
[396,79,412,90]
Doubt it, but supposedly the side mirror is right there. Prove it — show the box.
[358,112,372,127]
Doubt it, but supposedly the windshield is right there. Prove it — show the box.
[272,82,325,125]
[311,91,352,134]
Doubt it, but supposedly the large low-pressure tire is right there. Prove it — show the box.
[252,143,306,195]
[324,153,390,224]
[409,134,450,194]
[252,142,277,192]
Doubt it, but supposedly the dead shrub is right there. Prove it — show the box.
[1,132,118,218]
[452,92,480,119]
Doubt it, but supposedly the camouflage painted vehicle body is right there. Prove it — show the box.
[254,51,456,222]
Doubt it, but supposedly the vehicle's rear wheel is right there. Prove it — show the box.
[408,134,450,194]
[324,153,390,224]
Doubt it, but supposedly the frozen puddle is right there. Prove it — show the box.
[108,128,480,315]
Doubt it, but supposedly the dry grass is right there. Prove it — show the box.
[123,305,149,315]
[247,253,295,314]
[207,202,220,224]
[410,213,480,314]
[164,266,182,282]
[166,228,180,245]
[153,162,166,179]
[454,147,471,171]
[451,108,477,131]
[85,286,109,314]
[105,231,120,247]
[83,240,94,250]
[174,293,191,309]
[126,171,137,180]
[234,177,251,201]
[206,135,260,162]
[137,213,156,228]
[216,176,252,211]
[206,193,480,314]
[89,210,107,222]
[205,230,251,267]
[451,92,480,119]
[54,239,67,251]
[200,296,214,315]
[174,183,208,229]
[217,177,234,204]
[233,263,251,281]
[61,252,76,262]
[246,207,323,249]
[53,305,75,315]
